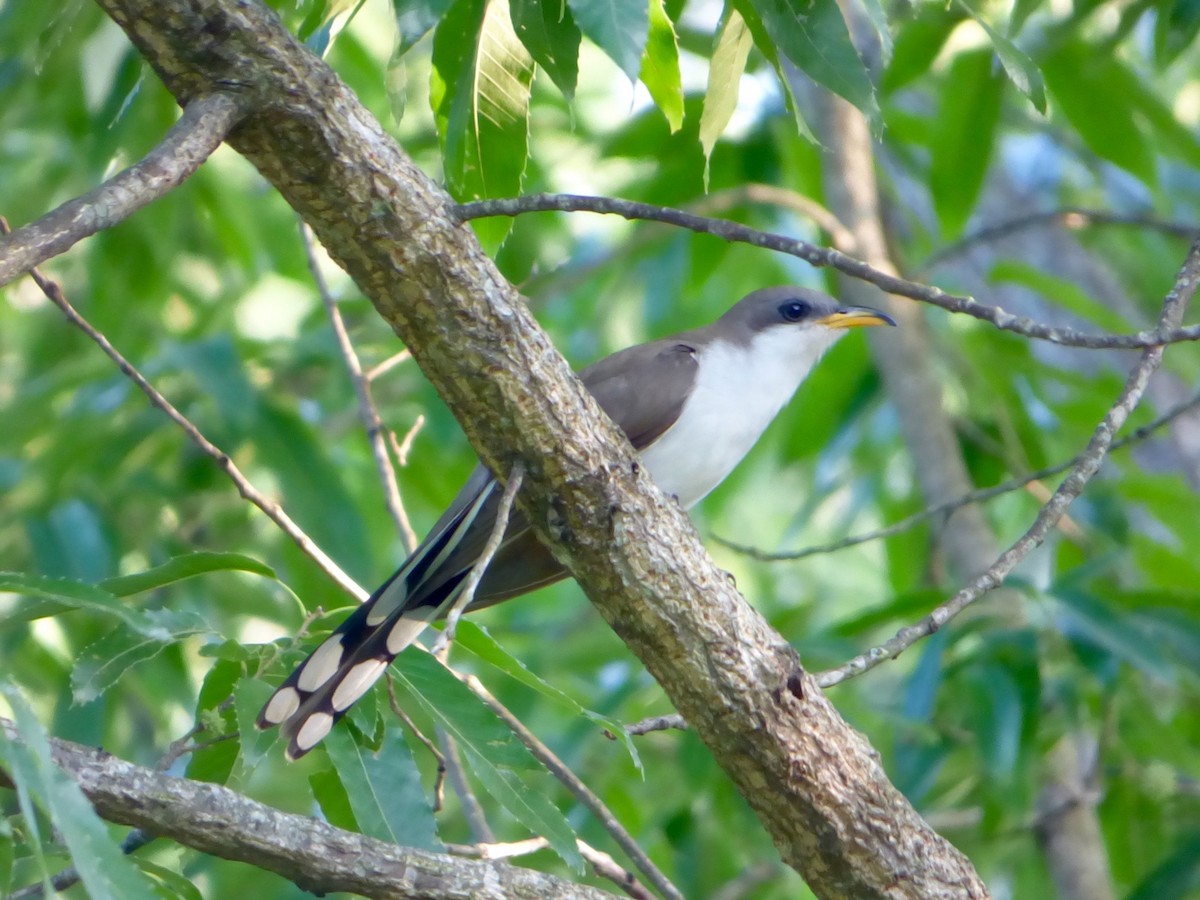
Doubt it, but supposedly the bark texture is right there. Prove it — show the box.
[0,719,610,900]
[89,1,988,895]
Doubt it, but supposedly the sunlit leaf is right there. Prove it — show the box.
[511,0,581,99]
[700,5,754,184]
[99,552,275,597]
[640,0,683,133]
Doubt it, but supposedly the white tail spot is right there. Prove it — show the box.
[261,686,300,725]
[386,611,434,654]
[295,712,334,752]
[296,636,344,692]
[331,659,388,711]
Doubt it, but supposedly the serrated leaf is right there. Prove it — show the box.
[232,677,278,769]
[311,768,360,832]
[454,622,641,771]
[0,572,162,636]
[931,48,1003,238]
[854,0,892,64]
[511,0,581,99]
[99,552,275,598]
[394,0,459,54]
[746,0,879,132]
[323,725,441,850]
[640,0,683,132]
[956,0,1045,112]
[391,650,580,868]
[700,6,754,183]
[0,685,158,900]
[71,614,209,704]
[566,0,649,79]
[432,0,534,252]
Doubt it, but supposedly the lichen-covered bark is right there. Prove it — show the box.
[0,720,608,900]
[91,1,988,895]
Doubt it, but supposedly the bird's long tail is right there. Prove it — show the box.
[256,481,496,759]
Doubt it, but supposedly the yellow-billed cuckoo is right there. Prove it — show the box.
[258,286,894,758]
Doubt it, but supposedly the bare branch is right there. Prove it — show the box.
[457,194,1200,351]
[367,348,413,381]
[716,387,1200,563]
[450,838,653,899]
[619,714,688,737]
[431,463,525,655]
[384,675,448,812]
[818,239,1200,689]
[302,221,420,552]
[463,676,683,900]
[0,92,246,287]
[0,719,612,900]
[1,223,366,602]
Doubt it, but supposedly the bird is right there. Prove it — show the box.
[257,286,895,759]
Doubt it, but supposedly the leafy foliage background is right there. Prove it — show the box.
[1,0,1199,896]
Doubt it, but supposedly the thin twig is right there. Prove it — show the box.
[463,675,684,900]
[448,837,653,899]
[456,194,1200,351]
[365,348,412,382]
[621,714,688,737]
[385,674,447,813]
[818,238,1200,688]
[430,463,524,655]
[436,727,495,843]
[0,219,366,603]
[390,414,425,467]
[0,92,247,286]
[922,207,1199,273]
[714,387,1200,562]
[301,221,419,552]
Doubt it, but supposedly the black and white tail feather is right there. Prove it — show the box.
[256,478,498,760]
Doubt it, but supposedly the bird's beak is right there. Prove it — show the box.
[817,305,897,329]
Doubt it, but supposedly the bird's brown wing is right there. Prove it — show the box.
[581,339,699,449]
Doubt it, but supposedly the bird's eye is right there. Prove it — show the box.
[779,300,811,322]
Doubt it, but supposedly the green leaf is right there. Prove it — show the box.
[393,0,459,54]
[930,48,1003,239]
[391,650,581,868]
[0,816,12,897]
[989,261,1130,332]
[311,768,360,832]
[186,659,241,786]
[454,621,641,770]
[700,6,754,183]
[0,573,163,636]
[1155,0,1200,66]
[1042,42,1156,185]
[232,677,279,769]
[1052,587,1176,684]
[955,0,1045,112]
[746,0,879,131]
[882,6,960,94]
[99,552,275,598]
[511,0,581,99]
[431,0,535,252]
[1128,833,1200,900]
[132,859,205,900]
[733,2,814,140]
[71,613,209,703]
[966,663,1022,781]
[566,0,649,79]
[0,685,158,900]
[854,0,893,65]
[640,0,683,132]
[323,725,441,850]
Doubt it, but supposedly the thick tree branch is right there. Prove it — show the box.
[93,0,987,895]
[0,91,246,287]
[458,195,1200,351]
[0,719,611,900]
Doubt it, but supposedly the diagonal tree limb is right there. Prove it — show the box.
[0,718,613,900]
[93,1,987,895]
[0,91,246,287]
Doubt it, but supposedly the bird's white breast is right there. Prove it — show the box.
[638,328,842,508]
